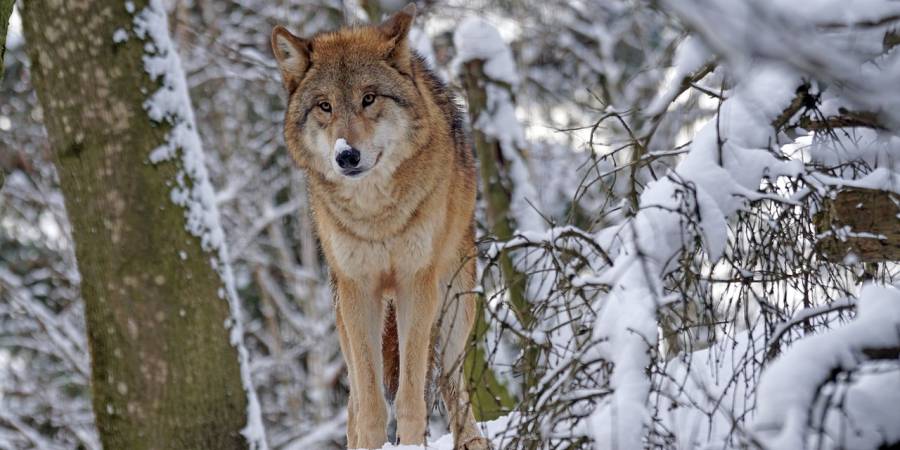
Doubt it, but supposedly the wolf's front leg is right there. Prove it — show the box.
[395,270,441,445]
[336,278,388,449]
[335,301,359,448]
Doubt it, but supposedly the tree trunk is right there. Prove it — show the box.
[815,188,900,262]
[0,0,13,189]
[22,1,249,449]
[460,60,532,329]
[0,0,12,83]
[460,59,539,417]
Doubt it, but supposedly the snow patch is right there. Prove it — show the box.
[112,28,129,44]
[334,138,351,154]
[452,17,519,86]
[376,415,512,450]
[647,36,711,115]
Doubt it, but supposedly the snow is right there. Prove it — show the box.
[374,415,511,450]
[753,284,900,450]
[809,167,900,193]
[132,1,267,448]
[112,28,129,44]
[820,368,900,450]
[768,0,900,25]
[806,128,900,193]
[655,331,760,449]
[409,26,437,70]
[3,6,22,50]
[334,138,351,154]
[647,36,711,116]
[452,17,519,86]
[664,0,900,127]
[589,63,802,449]
[451,17,558,363]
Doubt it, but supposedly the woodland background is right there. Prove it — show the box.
[1,0,899,449]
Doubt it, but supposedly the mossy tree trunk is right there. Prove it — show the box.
[0,0,12,189]
[22,1,249,449]
[460,59,541,417]
[0,0,12,79]
[460,60,532,328]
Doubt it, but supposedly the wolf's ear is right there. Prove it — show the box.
[271,26,311,93]
[378,3,416,74]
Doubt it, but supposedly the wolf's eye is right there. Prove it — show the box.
[318,102,331,113]
[362,93,376,108]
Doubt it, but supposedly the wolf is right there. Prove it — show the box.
[271,4,490,449]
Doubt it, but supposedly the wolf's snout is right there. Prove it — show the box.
[336,147,361,169]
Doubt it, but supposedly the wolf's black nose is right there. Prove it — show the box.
[336,148,361,169]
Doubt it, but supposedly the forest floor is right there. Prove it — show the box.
[377,415,511,449]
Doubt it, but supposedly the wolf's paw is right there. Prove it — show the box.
[458,436,493,450]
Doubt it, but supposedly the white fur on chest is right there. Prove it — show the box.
[323,203,442,279]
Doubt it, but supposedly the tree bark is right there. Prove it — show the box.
[22,1,249,449]
[461,60,531,327]
[460,59,538,417]
[815,188,900,262]
[0,0,12,82]
[0,0,13,189]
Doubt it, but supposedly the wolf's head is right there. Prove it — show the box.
[271,4,427,183]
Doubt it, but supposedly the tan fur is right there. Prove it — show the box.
[272,5,489,449]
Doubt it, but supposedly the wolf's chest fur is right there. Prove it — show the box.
[309,165,450,281]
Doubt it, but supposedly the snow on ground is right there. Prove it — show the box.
[374,415,511,450]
